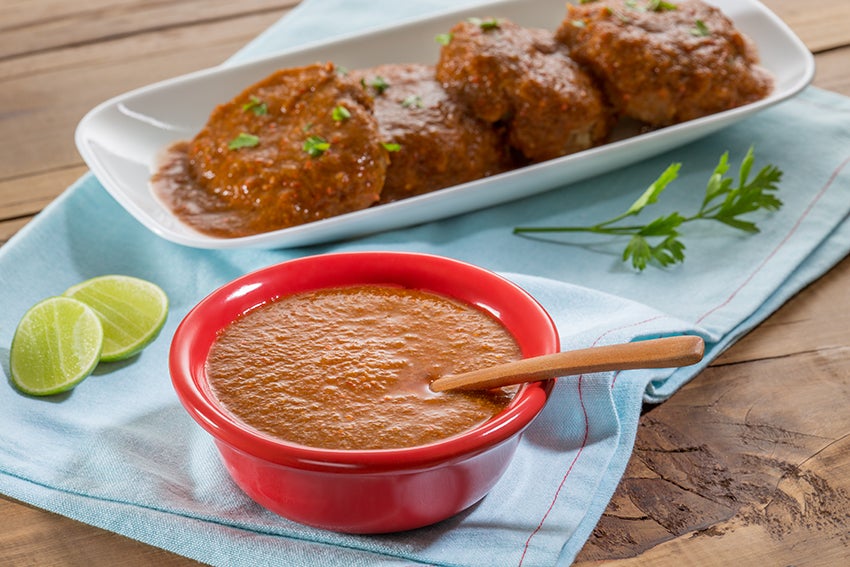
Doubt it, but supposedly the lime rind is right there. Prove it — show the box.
[10,296,104,396]
[63,275,169,362]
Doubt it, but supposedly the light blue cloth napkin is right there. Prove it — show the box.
[2,1,850,565]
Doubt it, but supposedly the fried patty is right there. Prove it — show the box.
[436,18,613,163]
[555,0,773,125]
[153,62,389,237]
[351,63,513,202]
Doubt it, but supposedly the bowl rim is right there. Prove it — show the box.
[170,251,559,473]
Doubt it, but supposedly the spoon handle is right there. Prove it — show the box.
[429,335,705,392]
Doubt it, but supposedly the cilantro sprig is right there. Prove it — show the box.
[513,148,783,271]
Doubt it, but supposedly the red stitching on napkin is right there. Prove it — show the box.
[519,154,850,565]
[695,153,850,326]
[517,315,663,565]
[518,375,589,566]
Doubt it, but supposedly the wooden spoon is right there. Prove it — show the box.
[429,335,705,392]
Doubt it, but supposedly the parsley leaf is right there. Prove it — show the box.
[624,163,681,217]
[513,148,783,271]
[382,142,401,152]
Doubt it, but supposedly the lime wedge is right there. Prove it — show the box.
[63,275,169,362]
[10,296,104,396]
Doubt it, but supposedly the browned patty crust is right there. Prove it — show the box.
[555,0,773,126]
[153,62,389,237]
[351,63,513,202]
[436,18,613,163]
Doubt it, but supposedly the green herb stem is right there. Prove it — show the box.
[513,147,782,271]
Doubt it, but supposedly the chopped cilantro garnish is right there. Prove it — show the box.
[435,33,453,46]
[401,95,424,109]
[332,105,351,121]
[648,0,678,11]
[303,135,330,158]
[468,17,502,31]
[382,142,401,152]
[362,76,390,95]
[241,96,268,116]
[626,0,676,12]
[227,133,260,150]
[690,19,710,36]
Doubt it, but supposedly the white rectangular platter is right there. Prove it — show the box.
[75,0,814,249]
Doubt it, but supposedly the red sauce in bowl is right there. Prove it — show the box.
[206,284,521,450]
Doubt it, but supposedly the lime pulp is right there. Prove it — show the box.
[63,274,169,362]
[10,296,104,396]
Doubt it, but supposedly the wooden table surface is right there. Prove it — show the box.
[2,1,849,565]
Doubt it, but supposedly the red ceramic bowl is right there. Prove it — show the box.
[170,251,559,533]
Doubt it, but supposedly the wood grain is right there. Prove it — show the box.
[1,0,849,565]
[575,254,850,565]
[0,2,292,565]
